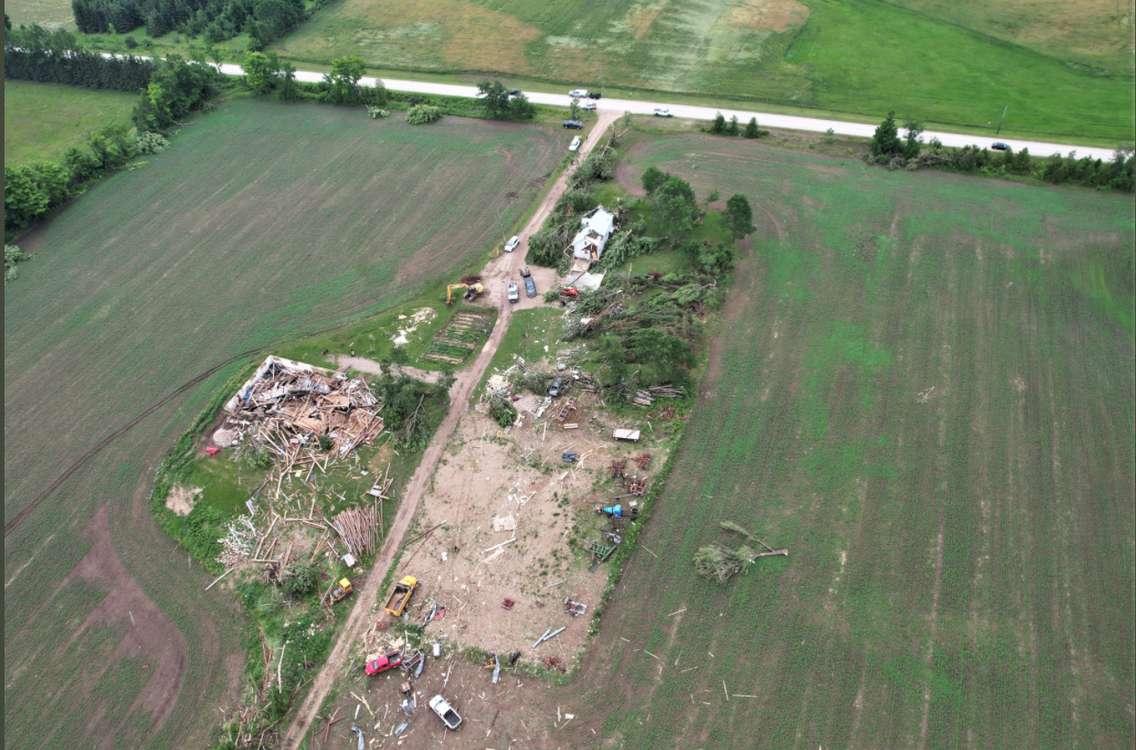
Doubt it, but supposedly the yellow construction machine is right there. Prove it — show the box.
[445,282,485,305]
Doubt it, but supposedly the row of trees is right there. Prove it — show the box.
[869,111,1135,192]
[6,125,167,230]
[5,25,153,90]
[72,0,305,48]
[5,56,220,234]
[710,112,764,139]
[241,52,388,106]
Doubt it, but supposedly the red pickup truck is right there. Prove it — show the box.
[364,650,403,676]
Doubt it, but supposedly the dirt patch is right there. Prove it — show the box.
[728,0,810,32]
[65,505,190,740]
[164,484,202,516]
[351,0,541,74]
[626,1,665,39]
[332,354,445,385]
[388,389,652,660]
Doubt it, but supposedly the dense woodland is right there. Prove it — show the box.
[71,0,305,47]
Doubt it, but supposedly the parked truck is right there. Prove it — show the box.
[384,575,418,617]
[428,695,462,730]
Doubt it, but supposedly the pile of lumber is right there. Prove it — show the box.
[630,384,685,406]
[329,506,379,556]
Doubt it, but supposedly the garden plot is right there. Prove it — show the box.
[422,308,495,366]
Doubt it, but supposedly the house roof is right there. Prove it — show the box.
[581,206,615,237]
[570,205,616,259]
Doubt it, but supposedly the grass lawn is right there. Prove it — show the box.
[2,97,563,749]
[5,0,73,27]
[476,306,565,396]
[3,81,138,166]
[556,132,1135,748]
[270,0,1135,143]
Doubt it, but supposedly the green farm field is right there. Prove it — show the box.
[4,0,73,28]
[274,0,1135,143]
[3,81,138,166]
[556,132,1135,747]
[2,98,562,748]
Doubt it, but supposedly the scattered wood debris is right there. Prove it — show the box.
[220,356,383,458]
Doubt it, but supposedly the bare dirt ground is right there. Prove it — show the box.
[332,355,445,385]
[283,112,619,748]
[164,484,202,516]
[306,654,578,749]
[388,389,654,661]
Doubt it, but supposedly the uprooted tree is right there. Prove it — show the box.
[693,521,788,583]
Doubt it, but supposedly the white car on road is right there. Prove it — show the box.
[578,100,597,111]
[507,281,519,303]
[653,107,673,117]
[568,136,582,152]
[568,88,589,98]
[503,235,520,253]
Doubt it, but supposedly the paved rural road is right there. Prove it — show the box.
[211,63,1121,161]
[281,111,619,749]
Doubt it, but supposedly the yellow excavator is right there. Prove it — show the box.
[445,282,485,305]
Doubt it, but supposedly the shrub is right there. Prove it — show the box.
[134,130,169,155]
[489,397,517,427]
[406,104,443,125]
[5,244,30,282]
[282,563,319,598]
[642,166,666,194]
[366,106,389,119]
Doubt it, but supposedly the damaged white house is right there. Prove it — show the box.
[570,206,616,263]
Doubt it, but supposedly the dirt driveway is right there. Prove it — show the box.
[283,111,618,748]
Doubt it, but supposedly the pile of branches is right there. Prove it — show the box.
[694,521,788,583]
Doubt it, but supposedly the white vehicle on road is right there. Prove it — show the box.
[568,135,582,152]
[653,107,673,117]
[568,88,589,98]
[507,281,519,303]
[578,100,597,111]
[503,235,520,253]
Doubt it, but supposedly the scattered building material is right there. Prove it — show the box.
[222,355,383,458]
[532,625,567,648]
[564,598,587,617]
[588,540,616,567]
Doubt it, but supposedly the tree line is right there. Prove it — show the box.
[869,111,1134,192]
[5,45,221,234]
[71,0,305,49]
[5,25,153,90]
